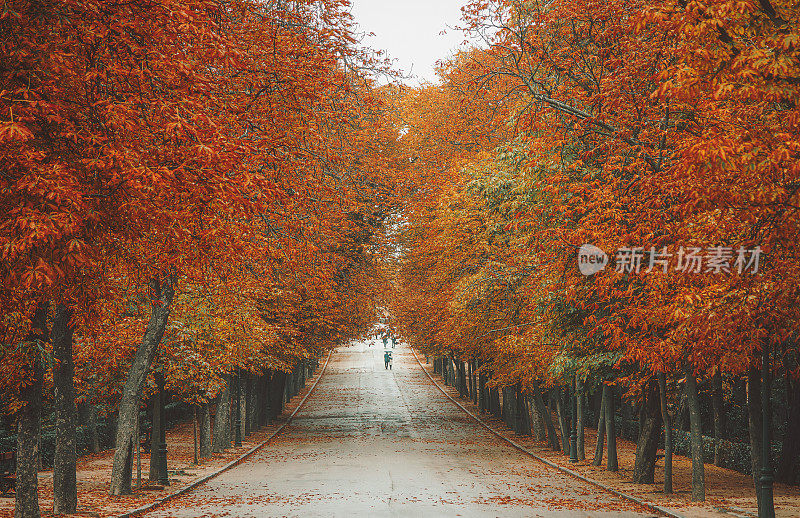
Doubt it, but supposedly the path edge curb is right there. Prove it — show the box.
[410,348,686,518]
[116,349,333,518]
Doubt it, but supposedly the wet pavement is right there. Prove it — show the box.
[145,341,659,517]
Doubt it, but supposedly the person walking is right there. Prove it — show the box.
[391,336,396,349]
[384,350,392,370]
[382,334,388,348]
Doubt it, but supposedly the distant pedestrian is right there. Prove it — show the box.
[384,350,392,370]
[391,336,396,349]
[382,335,388,348]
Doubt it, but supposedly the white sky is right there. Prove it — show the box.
[348,0,468,85]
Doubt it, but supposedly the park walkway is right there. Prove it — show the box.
[142,341,655,517]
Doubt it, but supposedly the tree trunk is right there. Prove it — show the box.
[502,387,513,428]
[244,373,252,437]
[713,371,725,467]
[149,386,161,480]
[232,370,242,447]
[556,387,570,455]
[777,376,800,484]
[576,376,585,461]
[270,371,287,419]
[605,384,618,471]
[747,365,764,513]
[263,369,274,426]
[52,303,77,515]
[467,361,474,402]
[212,377,231,453]
[685,372,705,501]
[88,404,101,454]
[478,371,487,413]
[459,362,468,398]
[15,302,48,518]
[532,381,560,451]
[632,378,662,484]
[514,384,529,435]
[109,277,175,495]
[192,408,198,465]
[593,385,606,466]
[658,372,673,493]
[149,372,168,485]
[527,393,547,441]
[197,401,211,459]
[489,387,501,418]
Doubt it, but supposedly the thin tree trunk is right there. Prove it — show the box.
[515,384,530,435]
[747,366,764,514]
[199,401,212,459]
[777,376,800,484]
[244,373,253,436]
[713,371,725,467]
[685,371,705,501]
[52,303,77,515]
[88,404,100,454]
[576,375,585,461]
[478,371,487,413]
[109,277,175,495]
[262,371,272,426]
[212,377,231,453]
[593,385,607,466]
[149,389,161,481]
[135,408,140,488]
[15,302,48,518]
[489,387,501,418]
[556,387,570,455]
[232,370,242,447]
[658,372,673,493]
[192,407,198,465]
[605,384,618,471]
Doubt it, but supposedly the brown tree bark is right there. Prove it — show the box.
[15,301,48,518]
[52,303,77,514]
[212,376,231,453]
[713,371,725,467]
[556,387,570,455]
[658,372,673,493]
[532,381,560,451]
[109,276,175,495]
[685,372,705,501]
[604,384,618,471]
[514,384,529,435]
[777,375,800,484]
[576,375,585,461]
[592,385,606,466]
[747,365,764,513]
[632,378,662,484]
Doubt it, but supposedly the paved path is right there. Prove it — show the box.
[145,341,659,517]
